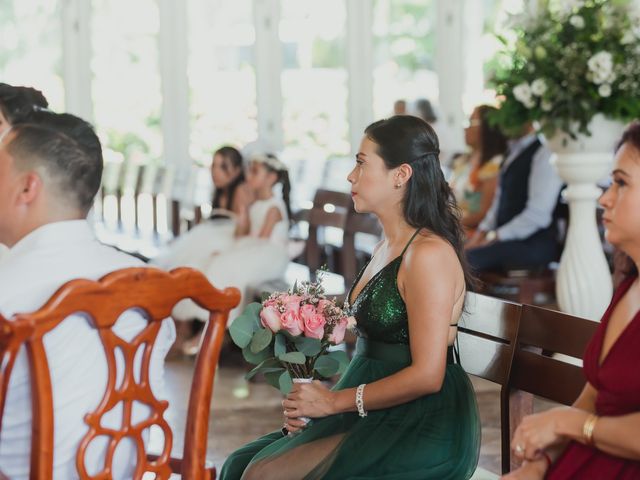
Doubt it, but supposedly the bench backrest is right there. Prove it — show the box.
[459,292,522,473]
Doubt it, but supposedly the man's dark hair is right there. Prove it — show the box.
[7,120,103,214]
[15,110,103,165]
[0,83,48,123]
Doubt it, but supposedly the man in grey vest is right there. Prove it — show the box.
[465,124,563,272]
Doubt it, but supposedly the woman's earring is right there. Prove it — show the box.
[395,183,402,189]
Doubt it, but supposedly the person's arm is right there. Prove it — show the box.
[231,185,253,236]
[258,206,283,239]
[496,146,562,241]
[466,181,500,248]
[283,239,463,418]
[462,176,498,229]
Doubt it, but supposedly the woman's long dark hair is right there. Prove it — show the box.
[0,83,48,123]
[262,153,292,223]
[612,121,640,287]
[477,105,508,166]
[212,146,244,211]
[364,115,475,290]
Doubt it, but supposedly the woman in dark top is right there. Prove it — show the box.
[504,122,640,479]
[220,115,480,479]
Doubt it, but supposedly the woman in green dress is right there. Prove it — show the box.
[220,115,481,479]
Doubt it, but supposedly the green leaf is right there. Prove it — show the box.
[278,370,293,394]
[326,350,350,375]
[229,302,262,348]
[292,336,322,356]
[313,355,340,378]
[278,351,306,364]
[245,357,282,380]
[250,328,273,354]
[264,370,284,389]
[274,333,287,357]
[260,291,272,302]
[242,344,271,365]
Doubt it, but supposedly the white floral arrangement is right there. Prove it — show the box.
[489,0,640,138]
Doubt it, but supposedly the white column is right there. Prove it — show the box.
[346,0,374,156]
[61,0,93,121]
[435,0,465,153]
[158,0,191,198]
[254,0,283,151]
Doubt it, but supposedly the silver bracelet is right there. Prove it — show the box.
[356,384,367,418]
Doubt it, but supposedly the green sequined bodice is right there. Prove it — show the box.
[348,255,410,345]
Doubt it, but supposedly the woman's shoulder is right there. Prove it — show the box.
[477,155,502,180]
[403,233,460,276]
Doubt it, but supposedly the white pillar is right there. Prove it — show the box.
[158,0,191,197]
[346,0,374,156]
[435,0,465,153]
[61,0,93,121]
[254,0,283,151]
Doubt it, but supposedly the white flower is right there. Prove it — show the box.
[569,15,585,29]
[531,79,548,96]
[513,82,533,106]
[598,84,612,97]
[622,30,635,45]
[555,0,584,18]
[541,100,553,112]
[587,51,614,84]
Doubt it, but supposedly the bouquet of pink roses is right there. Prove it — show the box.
[229,280,356,394]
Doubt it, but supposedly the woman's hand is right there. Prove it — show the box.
[283,415,308,435]
[511,407,585,461]
[282,380,336,420]
[500,459,547,480]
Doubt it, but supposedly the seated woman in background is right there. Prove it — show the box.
[170,153,291,353]
[503,122,640,480]
[449,105,507,234]
[153,146,253,352]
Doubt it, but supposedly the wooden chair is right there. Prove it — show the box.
[0,267,240,479]
[339,210,382,287]
[459,292,523,474]
[507,304,599,471]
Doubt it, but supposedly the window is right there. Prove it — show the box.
[188,0,257,165]
[372,0,437,119]
[0,1,64,110]
[91,0,163,165]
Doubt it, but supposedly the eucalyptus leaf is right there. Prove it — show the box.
[327,350,350,375]
[313,356,340,378]
[242,344,271,365]
[264,370,284,389]
[250,328,273,354]
[274,333,287,357]
[244,357,282,380]
[292,336,322,356]
[229,302,262,348]
[278,351,306,365]
[278,370,293,394]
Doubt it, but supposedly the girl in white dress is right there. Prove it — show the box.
[171,153,291,349]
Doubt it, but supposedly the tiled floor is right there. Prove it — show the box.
[157,356,512,475]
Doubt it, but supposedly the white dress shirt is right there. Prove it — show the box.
[0,220,175,479]
[478,134,563,241]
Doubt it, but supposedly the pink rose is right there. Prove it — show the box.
[280,307,304,336]
[329,318,348,344]
[260,305,282,332]
[299,304,316,325]
[282,294,303,306]
[263,297,277,309]
[304,313,326,340]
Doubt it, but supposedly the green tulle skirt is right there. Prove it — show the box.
[220,339,481,480]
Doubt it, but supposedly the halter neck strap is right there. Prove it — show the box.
[400,229,422,257]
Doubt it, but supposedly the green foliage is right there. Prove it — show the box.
[229,302,262,348]
[488,0,640,138]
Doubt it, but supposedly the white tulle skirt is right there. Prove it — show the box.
[152,220,288,325]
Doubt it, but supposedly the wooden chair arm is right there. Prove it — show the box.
[146,453,217,479]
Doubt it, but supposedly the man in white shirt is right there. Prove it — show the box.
[465,125,563,272]
[0,115,175,479]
